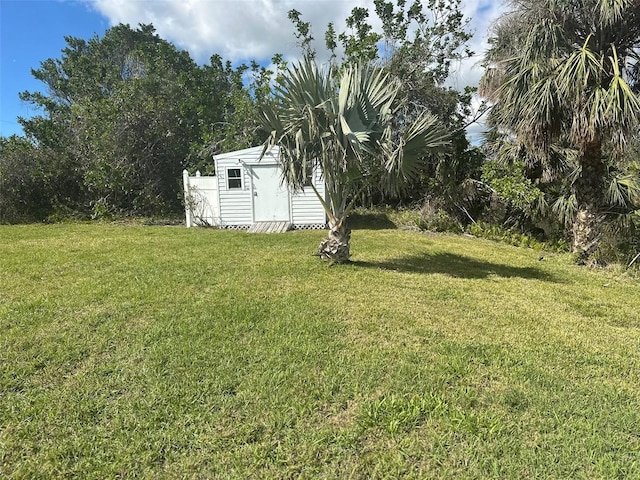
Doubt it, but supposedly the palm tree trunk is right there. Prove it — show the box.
[317,219,351,263]
[572,139,605,262]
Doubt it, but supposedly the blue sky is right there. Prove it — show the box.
[1,1,110,136]
[1,0,502,139]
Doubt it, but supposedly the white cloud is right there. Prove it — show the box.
[91,0,367,64]
[451,1,508,142]
[91,0,505,74]
[447,0,508,89]
[90,0,506,142]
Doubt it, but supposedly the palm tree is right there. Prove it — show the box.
[260,56,449,263]
[481,0,640,262]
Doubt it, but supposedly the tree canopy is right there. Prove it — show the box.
[287,0,483,213]
[481,0,640,261]
[6,23,275,220]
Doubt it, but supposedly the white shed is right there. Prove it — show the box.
[183,146,327,229]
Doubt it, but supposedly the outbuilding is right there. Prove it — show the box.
[183,146,327,230]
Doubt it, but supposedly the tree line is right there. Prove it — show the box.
[1,23,277,221]
[1,0,639,265]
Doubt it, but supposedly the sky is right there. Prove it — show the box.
[0,0,505,140]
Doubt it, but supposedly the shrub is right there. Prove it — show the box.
[0,136,49,223]
[467,221,570,252]
[415,199,463,234]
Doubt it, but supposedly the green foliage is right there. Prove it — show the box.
[339,7,383,63]
[288,10,315,59]
[18,24,203,217]
[416,199,463,233]
[588,211,640,266]
[372,0,482,211]
[198,57,286,159]
[481,0,640,256]
[467,221,570,252]
[11,23,283,221]
[0,136,48,223]
[347,205,463,234]
[287,1,483,210]
[481,160,543,213]
[481,132,640,255]
[260,56,450,229]
[347,206,417,230]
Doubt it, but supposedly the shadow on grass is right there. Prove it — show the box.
[353,252,558,282]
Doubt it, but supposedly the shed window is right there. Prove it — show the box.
[227,168,242,189]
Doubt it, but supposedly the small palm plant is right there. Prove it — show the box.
[260,56,449,263]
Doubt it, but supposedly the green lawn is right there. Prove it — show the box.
[1,224,639,478]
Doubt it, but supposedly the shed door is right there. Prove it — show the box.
[251,165,290,221]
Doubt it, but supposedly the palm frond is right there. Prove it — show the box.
[260,55,450,219]
[552,193,577,226]
[606,174,640,208]
[386,112,450,182]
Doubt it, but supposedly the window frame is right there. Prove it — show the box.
[226,167,243,190]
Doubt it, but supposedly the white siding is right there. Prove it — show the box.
[211,145,326,228]
[216,157,253,226]
[291,168,327,225]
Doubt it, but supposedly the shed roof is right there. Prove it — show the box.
[213,145,279,163]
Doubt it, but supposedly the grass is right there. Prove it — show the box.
[1,224,640,478]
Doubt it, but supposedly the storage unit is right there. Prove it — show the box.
[183,146,326,229]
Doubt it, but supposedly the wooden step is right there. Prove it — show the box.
[247,221,292,234]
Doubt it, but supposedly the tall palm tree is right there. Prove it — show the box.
[481,0,640,262]
[260,56,449,263]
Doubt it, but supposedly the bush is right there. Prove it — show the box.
[0,136,49,223]
[348,203,464,234]
[415,199,463,234]
[589,213,640,266]
[467,221,570,252]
